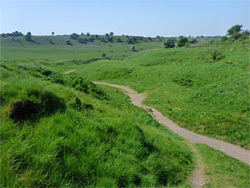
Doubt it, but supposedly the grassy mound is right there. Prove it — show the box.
[68,43,250,148]
[0,63,194,187]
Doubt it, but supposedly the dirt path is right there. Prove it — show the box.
[94,81,250,166]
[187,142,210,188]
[65,70,75,74]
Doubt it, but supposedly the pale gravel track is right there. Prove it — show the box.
[94,81,250,166]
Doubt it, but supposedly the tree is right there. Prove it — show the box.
[162,38,175,48]
[87,32,90,36]
[227,25,243,36]
[116,37,122,42]
[70,33,79,40]
[52,32,54,36]
[89,35,95,42]
[49,39,55,44]
[221,36,228,42]
[65,40,72,45]
[110,32,114,36]
[78,37,88,44]
[107,36,113,43]
[131,45,136,52]
[25,32,32,41]
[177,36,189,47]
[189,39,197,44]
[125,37,134,44]
[102,52,106,57]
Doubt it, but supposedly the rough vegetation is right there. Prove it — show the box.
[1,25,249,187]
[70,42,250,149]
[0,60,194,187]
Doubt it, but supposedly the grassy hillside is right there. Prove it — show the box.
[61,43,250,149]
[196,144,250,187]
[1,35,162,61]
[0,60,194,187]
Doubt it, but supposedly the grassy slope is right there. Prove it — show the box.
[1,36,161,61]
[196,144,250,187]
[63,43,250,148]
[1,38,249,187]
[0,61,194,187]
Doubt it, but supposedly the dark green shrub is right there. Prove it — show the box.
[70,33,79,40]
[65,40,72,45]
[172,76,194,87]
[163,39,175,48]
[25,32,32,41]
[221,36,228,42]
[78,37,88,44]
[177,36,189,47]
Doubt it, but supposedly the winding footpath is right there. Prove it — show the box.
[94,81,250,166]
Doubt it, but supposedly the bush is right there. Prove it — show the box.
[89,36,95,42]
[131,45,136,52]
[116,37,122,42]
[25,32,32,41]
[65,40,72,45]
[78,37,88,44]
[221,36,228,42]
[189,39,197,44]
[211,49,225,61]
[162,39,175,48]
[177,36,189,47]
[70,33,79,40]
[49,39,55,44]
[125,37,134,44]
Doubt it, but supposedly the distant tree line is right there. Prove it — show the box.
[1,31,23,37]
[221,25,250,42]
[65,32,156,45]
[162,25,249,49]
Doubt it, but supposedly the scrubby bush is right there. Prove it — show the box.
[49,39,55,44]
[177,36,189,47]
[78,37,88,44]
[227,25,242,36]
[25,32,32,41]
[116,37,122,42]
[70,33,79,40]
[221,36,228,42]
[189,39,197,44]
[162,38,175,48]
[125,37,134,44]
[131,45,136,52]
[89,35,95,42]
[211,49,225,61]
[65,40,72,45]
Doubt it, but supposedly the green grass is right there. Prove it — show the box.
[0,61,194,187]
[0,35,162,61]
[195,144,250,188]
[1,36,249,187]
[65,43,250,148]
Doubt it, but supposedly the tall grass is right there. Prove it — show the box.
[70,43,250,148]
[0,62,194,187]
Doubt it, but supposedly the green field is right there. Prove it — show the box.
[0,34,249,187]
[46,42,250,148]
[0,60,194,187]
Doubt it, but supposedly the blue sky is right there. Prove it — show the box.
[0,0,249,37]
